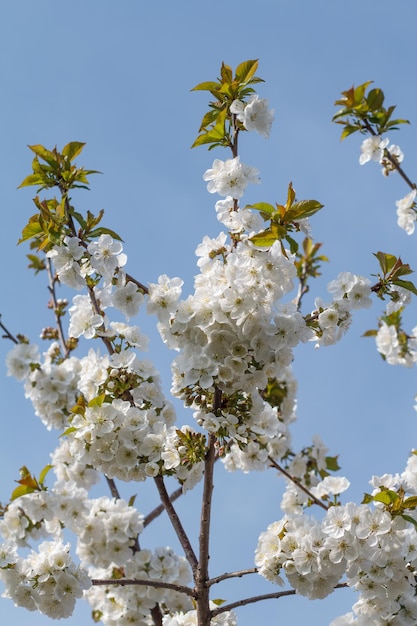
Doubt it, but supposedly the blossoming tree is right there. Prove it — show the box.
[1,60,417,625]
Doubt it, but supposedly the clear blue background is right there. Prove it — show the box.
[1,1,417,624]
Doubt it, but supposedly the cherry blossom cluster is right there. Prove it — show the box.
[256,457,417,624]
[358,135,417,235]
[0,537,90,618]
[86,546,193,625]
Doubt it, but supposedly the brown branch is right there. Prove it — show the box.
[208,568,258,587]
[144,485,183,528]
[362,119,416,190]
[46,258,70,358]
[211,582,349,617]
[196,389,222,624]
[0,317,18,344]
[153,475,198,574]
[268,456,328,511]
[105,475,121,499]
[91,577,196,598]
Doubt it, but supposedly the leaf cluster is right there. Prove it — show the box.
[18,143,121,252]
[11,464,52,501]
[372,251,417,300]
[18,142,99,193]
[247,182,323,254]
[333,81,409,140]
[362,486,417,529]
[191,60,263,150]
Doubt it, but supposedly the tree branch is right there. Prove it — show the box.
[153,475,198,574]
[208,568,258,587]
[46,258,70,358]
[91,577,196,597]
[211,582,349,616]
[0,316,18,344]
[144,485,183,528]
[268,456,328,511]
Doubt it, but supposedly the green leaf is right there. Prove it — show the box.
[11,484,35,501]
[88,227,123,241]
[88,393,107,408]
[246,202,276,217]
[285,200,324,221]
[191,81,222,92]
[128,494,137,507]
[60,426,77,437]
[401,514,417,528]
[366,88,385,111]
[249,223,285,247]
[374,251,398,275]
[191,126,225,148]
[234,59,259,85]
[17,173,49,189]
[28,144,57,167]
[403,496,417,509]
[325,455,340,472]
[392,279,417,296]
[220,62,233,84]
[373,489,399,505]
[62,141,86,161]
[363,329,378,337]
[18,216,42,245]
[39,464,52,486]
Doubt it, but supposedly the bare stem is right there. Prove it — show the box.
[91,577,196,597]
[46,258,70,358]
[362,119,416,190]
[144,485,183,528]
[208,568,258,587]
[212,582,348,617]
[0,317,18,344]
[153,475,198,574]
[268,456,328,511]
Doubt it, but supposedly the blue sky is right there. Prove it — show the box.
[1,1,417,624]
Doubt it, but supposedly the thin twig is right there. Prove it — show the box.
[211,582,349,616]
[362,119,416,190]
[144,485,183,528]
[268,456,328,511]
[105,475,121,499]
[153,475,198,574]
[208,568,258,587]
[0,317,18,344]
[46,258,70,358]
[91,577,196,597]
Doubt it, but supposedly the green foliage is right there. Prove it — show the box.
[18,143,122,252]
[18,142,99,193]
[372,251,417,299]
[248,182,323,254]
[333,81,409,140]
[10,464,52,501]
[191,60,263,150]
[362,486,417,529]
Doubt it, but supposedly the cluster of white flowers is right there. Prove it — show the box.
[310,272,372,347]
[148,233,306,470]
[85,547,193,625]
[203,156,260,198]
[0,538,90,618]
[257,460,417,624]
[358,136,417,235]
[359,136,403,174]
[396,189,417,235]
[375,321,417,367]
[7,341,81,430]
[230,94,274,138]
